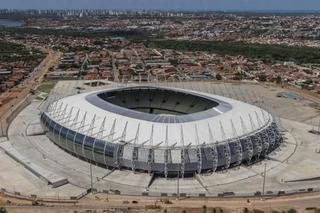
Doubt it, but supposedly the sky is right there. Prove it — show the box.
[1,0,320,11]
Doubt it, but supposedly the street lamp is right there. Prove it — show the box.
[262,162,267,197]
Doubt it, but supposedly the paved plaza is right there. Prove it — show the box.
[0,80,319,199]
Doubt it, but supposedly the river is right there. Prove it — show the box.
[0,19,23,27]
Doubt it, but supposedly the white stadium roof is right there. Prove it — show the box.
[46,86,272,148]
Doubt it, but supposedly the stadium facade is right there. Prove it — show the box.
[41,86,282,177]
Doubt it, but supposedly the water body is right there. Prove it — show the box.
[0,19,23,27]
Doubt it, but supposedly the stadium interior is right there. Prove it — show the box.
[97,87,219,115]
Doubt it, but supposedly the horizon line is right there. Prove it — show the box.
[2,8,320,13]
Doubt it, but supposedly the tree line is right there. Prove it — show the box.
[146,39,320,64]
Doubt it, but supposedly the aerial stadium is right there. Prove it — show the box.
[40,86,282,177]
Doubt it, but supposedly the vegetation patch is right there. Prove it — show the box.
[0,41,43,62]
[37,82,56,93]
[147,39,320,64]
[2,27,151,40]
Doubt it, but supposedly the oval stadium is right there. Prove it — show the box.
[40,86,282,177]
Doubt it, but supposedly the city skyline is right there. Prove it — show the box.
[1,0,320,11]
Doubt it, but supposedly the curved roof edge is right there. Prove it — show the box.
[85,86,233,123]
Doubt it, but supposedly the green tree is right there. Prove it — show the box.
[258,74,267,82]
[216,73,222,80]
[234,72,244,80]
[287,209,297,213]
[276,75,282,84]
[147,39,320,64]
[48,66,54,72]
[243,208,250,213]
[128,68,136,76]
[169,59,179,67]
[202,205,207,213]
[93,40,104,46]
[252,209,264,213]
[304,78,313,85]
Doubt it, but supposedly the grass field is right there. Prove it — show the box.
[36,82,56,94]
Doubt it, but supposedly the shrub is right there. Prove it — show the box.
[252,209,264,213]
[202,205,207,213]
[163,199,172,204]
[287,209,297,213]
[243,207,250,213]
[216,73,222,80]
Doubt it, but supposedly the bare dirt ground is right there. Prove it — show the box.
[225,82,320,126]
[2,191,320,213]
